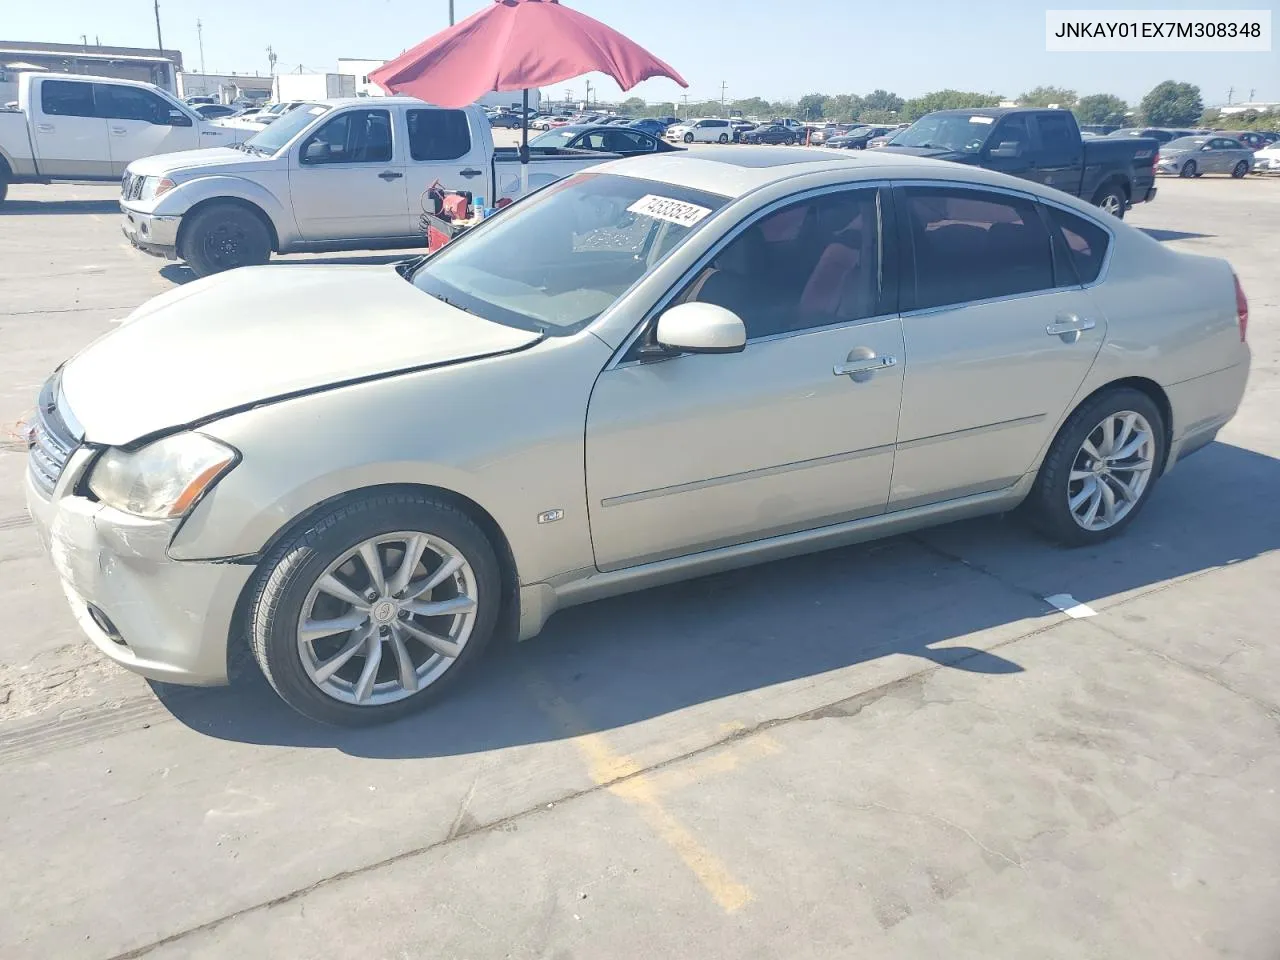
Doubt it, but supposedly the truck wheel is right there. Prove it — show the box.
[181,203,272,278]
[1093,184,1126,219]
[1231,161,1249,179]
[1179,159,1197,178]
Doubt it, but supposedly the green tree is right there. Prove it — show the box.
[1139,81,1203,126]
[863,89,904,113]
[857,108,900,124]
[902,89,1001,121]
[1073,93,1129,125]
[729,97,771,119]
[798,92,828,119]
[1020,85,1077,108]
[619,96,646,114]
[822,93,863,121]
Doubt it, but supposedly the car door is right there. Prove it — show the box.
[30,78,111,178]
[401,107,489,228]
[889,183,1106,509]
[586,186,905,570]
[1213,137,1246,171]
[94,83,196,175]
[1030,111,1084,192]
[288,107,406,241]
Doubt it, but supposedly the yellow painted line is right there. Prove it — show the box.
[527,678,753,913]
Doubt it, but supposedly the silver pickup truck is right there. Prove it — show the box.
[119,98,614,276]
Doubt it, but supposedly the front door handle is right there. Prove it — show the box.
[1046,314,1096,342]
[111,126,127,136]
[36,123,54,133]
[378,170,404,181]
[834,350,897,382]
[459,167,484,178]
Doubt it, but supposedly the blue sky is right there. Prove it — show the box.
[7,0,1276,107]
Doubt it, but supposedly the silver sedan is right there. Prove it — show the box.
[1157,135,1254,178]
[24,149,1251,725]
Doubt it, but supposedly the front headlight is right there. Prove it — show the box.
[88,433,238,520]
[140,176,176,201]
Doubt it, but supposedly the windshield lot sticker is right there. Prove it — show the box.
[969,116,995,124]
[627,195,713,227]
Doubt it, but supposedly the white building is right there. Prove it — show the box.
[176,71,272,103]
[1217,101,1279,116]
[336,58,388,96]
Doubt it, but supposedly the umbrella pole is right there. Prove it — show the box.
[520,87,530,196]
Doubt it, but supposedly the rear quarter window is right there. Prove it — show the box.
[1046,205,1110,285]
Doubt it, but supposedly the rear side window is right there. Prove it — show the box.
[1046,205,1110,285]
[901,187,1054,310]
[40,80,95,118]
[1036,112,1077,153]
[407,109,471,161]
[95,84,168,123]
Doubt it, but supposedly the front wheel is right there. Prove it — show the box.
[1231,160,1249,178]
[684,132,694,143]
[1179,159,1197,178]
[248,491,502,726]
[181,203,272,277]
[1024,388,1165,547]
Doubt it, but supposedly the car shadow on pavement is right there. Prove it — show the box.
[0,199,121,216]
[1140,228,1213,242]
[153,440,1280,757]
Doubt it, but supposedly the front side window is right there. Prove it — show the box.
[990,115,1029,152]
[1046,205,1110,285]
[902,186,1054,310]
[40,80,95,118]
[96,85,168,123]
[411,173,728,334]
[680,188,886,339]
[407,109,471,162]
[300,109,392,164]
[244,103,329,155]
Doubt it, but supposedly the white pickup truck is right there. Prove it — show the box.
[118,97,614,277]
[0,73,247,203]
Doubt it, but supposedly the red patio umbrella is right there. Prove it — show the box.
[369,0,687,168]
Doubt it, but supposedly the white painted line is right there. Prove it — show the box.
[1044,593,1097,618]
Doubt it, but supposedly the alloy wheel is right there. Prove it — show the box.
[1098,192,1123,216]
[295,531,478,705]
[1067,411,1156,531]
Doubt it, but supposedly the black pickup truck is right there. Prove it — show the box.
[879,108,1158,218]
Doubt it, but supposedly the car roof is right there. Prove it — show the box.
[592,147,1062,199]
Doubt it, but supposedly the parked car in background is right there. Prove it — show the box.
[628,118,668,137]
[881,108,1157,217]
[184,95,218,106]
[1156,136,1254,178]
[867,124,909,148]
[666,117,733,143]
[488,112,523,128]
[1252,140,1280,173]
[529,124,678,156]
[825,124,893,149]
[741,123,798,145]
[0,72,250,204]
[730,119,757,142]
[118,99,616,276]
[1108,127,1181,144]
[193,103,240,121]
[807,123,853,145]
[30,148,1250,724]
[1218,130,1269,151]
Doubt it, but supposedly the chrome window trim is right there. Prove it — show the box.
[605,179,894,370]
[891,177,1115,315]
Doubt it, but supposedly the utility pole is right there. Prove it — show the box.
[585,79,592,106]
[1227,86,1234,104]
[449,0,455,25]
[720,80,727,114]
[153,0,164,55]
[197,19,205,74]
[1249,88,1256,102]
[266,45,277,75]
[680,92,690,116]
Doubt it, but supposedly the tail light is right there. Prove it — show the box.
[1152,151,1160,166]
[1234,273,1249,342]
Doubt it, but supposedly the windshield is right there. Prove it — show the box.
[1165,137,1206,150]
[243,103,329,154]
[530,129,577,148]
[412,173,729,334]
[892,115,994,153]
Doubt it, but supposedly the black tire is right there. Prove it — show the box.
[248,491,502,726]
[0,163,8,205]
[1231,160,1249,178]
[684,132,694,143]
[1179,159,1197,178]
[1092,183,1126,219]
[180,202,272,278]
[717,133,729,144]
[1024,388,1166,547]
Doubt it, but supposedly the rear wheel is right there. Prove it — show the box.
[1025,388,1165,547]
[1231,160,1249,178]
[0,164,8,205]
[1179,159,1197,178]
[717,133,729,144]
[180,202,272,278]
[1092,183,1126,218]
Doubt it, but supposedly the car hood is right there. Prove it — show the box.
[125,146,273,178]
[877,145,974,162]
[60,265,542,446]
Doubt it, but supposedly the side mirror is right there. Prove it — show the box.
[988,141,1023,158]
[302,141,331,163]
[1201,144,1214,151]
[165,109,193,127]
[652,302,746,356]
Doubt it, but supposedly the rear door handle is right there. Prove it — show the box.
[378,170,404,181]
[1046,315,1096,342]
[36,123,54,133]
[459,167,483,178]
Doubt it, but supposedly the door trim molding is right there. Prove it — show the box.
[896,413,1047,450]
